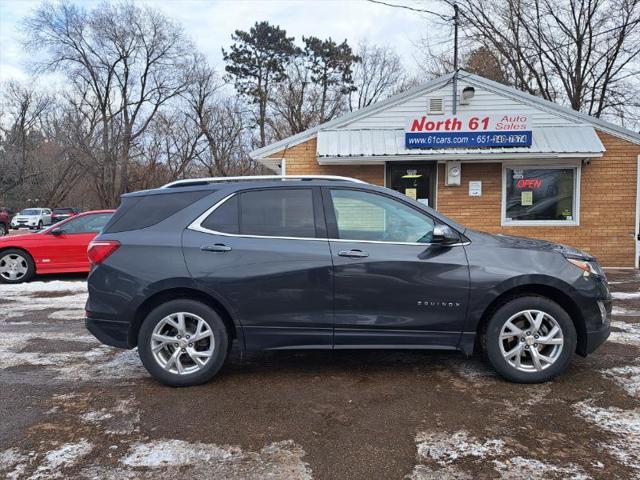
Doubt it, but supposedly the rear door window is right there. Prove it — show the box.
[201,188,317,238]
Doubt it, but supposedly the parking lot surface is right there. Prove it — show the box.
[1,270,639,479]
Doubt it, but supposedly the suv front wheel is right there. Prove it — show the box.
[485,296,576,383]
[138,299,229,387]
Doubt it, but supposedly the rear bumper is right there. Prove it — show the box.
[85,317,131,349]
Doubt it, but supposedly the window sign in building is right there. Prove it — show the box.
[504,167,577,224]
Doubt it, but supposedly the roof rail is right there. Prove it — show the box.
[162,175,367,188]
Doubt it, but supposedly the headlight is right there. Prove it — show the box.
[566,258,600,276]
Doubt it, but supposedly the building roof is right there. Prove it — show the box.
[251,70,640,166]
[316,126,605,162]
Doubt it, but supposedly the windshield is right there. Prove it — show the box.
[53,208,73,214]
[20,209,40,215]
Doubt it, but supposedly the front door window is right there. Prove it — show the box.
[387,164,435,207]
[329,189,435,244]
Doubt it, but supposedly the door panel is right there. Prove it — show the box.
[182,187,333,350]
[323,186,470,348]
[330,241,469,347]
[183,231,334,350]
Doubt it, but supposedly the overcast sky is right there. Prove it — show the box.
[0,0,452,85]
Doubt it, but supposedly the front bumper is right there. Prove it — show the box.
[85,317,131,349]
[584,324,611,355]
[577,295,611,356]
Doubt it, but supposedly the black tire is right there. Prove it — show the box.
[138,299,229,387]
[0,248,36,284]
[0,223,7,237]
[484,296,576,383]
[37,221,43,230]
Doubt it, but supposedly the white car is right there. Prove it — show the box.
[11,208,53,230]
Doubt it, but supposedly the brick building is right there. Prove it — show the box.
[250,71,640,267]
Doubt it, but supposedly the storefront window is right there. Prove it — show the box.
[504,167,578,224]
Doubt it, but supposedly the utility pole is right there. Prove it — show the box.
[452,2,459,114]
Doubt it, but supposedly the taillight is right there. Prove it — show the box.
[87,240,120,265]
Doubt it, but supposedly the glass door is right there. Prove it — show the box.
[387,163,436,207]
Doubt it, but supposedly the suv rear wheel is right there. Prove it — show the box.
[138,299,229,387]
[485,296,576,383]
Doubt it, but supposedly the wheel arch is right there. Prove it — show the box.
[128,286,241,349]
[474,283,587,356]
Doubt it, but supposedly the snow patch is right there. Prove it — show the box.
[123,439,235,467]
[0,448,30,480]
[30,440,92,479]
[99,439,313,479]
[411,430,591,479]
[574,400,640,471]
[612,306,640,317]
[79,398,140,435]
[608,320,640,346]
[492,456,590,479]
[47,309,85,320]
[0,332,145,381]
[612,291,640,300]
[0,280,87,295]
[600,365,640,398]
[415,430,505,466]
[0,293,87,320]
[0,280,86,322]
[407,464,473,479]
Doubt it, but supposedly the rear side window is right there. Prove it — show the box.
[104,190,212,233]
[201,196,239,234]
[202,188,316,238]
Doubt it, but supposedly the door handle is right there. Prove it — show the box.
[201,244,232,253]
[338,249,369,258]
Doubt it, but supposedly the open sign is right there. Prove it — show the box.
[517,179,542,189]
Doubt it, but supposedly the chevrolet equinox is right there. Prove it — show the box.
[85,176,611,386]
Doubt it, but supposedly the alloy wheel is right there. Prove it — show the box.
[499,309,564,373]
[0,253,29,281]
[150,312,215,375]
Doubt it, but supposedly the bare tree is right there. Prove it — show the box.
[268,57,328,137]
[349,42,407,111]
[452,0,640,125]
[24,1,195,207]
[32,105,88,207]
[135,110,205,190]
[187,61,260,176]
[0,82,52,204]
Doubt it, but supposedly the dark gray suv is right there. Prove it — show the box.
[85,176,611,386]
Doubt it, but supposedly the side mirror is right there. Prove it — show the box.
[51,228,64,236]
[432,224,460,246]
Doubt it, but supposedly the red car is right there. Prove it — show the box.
[0,210,114,283]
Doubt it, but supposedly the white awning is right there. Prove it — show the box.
[316,126,605,163]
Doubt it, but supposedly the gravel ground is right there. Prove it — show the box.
[1,270,639,479]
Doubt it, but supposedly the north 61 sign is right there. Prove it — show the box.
[405,113,532,149]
